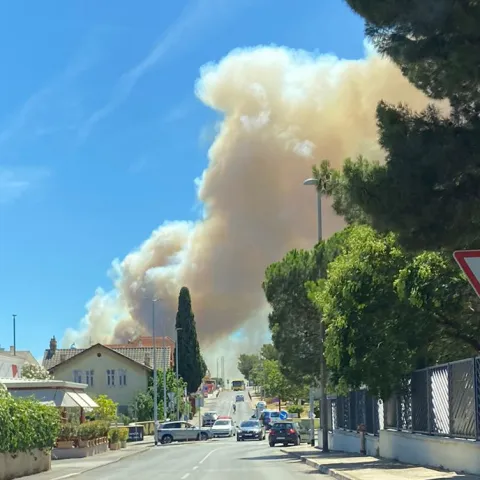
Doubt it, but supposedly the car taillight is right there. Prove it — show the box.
[288,429,295,434]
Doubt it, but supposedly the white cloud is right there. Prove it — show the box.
[78,0,246,140]
[0,167,50,205]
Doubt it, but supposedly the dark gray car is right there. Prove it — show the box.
[237,419,265,441]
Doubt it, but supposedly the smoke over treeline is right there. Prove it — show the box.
[63,43,438,373]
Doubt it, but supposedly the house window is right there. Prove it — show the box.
[107,369,116,387]
[119,369,127,387]
[73,370,83,383]
[85,370,94,387]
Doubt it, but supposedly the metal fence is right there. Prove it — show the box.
[330,356,480,440]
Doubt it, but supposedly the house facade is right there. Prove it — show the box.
[42,336,174,414]
[0,351,25,378]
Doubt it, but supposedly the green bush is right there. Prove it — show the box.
[118,427,129,442]
[77,420,109,440]
[287,404,304,415]
[0,392,60,453]
[58,422,78,441]
[108,428,120,443]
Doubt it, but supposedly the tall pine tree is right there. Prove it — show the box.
[318,0,480,252]
[175,287,206,393]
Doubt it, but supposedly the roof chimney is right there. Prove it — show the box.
[49,336,57,354]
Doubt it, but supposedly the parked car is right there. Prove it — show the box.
[211,418,236,437]
[236,420,265,441]
[235,394,244,402]
[268,421,301,447]
[157,421,212,444]
[202,411,218,427]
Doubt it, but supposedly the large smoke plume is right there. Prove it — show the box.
[63,43,439,376]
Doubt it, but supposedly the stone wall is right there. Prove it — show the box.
[0,449,51,480]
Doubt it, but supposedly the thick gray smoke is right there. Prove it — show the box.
[63,43,442,376]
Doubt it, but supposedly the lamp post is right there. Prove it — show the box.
[152,300,159,446]
[175,327,182,420]
[163,316,167,421]
[304,177,329,452]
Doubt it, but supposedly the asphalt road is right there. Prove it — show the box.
[67,390,315,479]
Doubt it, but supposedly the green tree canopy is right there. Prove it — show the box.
[131,368,187,421]
[315,1,480,252]
[94,394,118,421]
[237,354,260,382]
[308,225,480,399]
[263,248,323,384]
[261,359,307,402]
[175,286,205,393]
[346,0,480,109]
[260,344,279,361]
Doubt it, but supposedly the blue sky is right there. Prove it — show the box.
[0,0,365,360]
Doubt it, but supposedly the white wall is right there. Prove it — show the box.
[320,429,379,457]
[379,430,480,476]
[324,428,480,476]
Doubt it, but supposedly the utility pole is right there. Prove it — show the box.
[176,327,182,420]
[304,177,329,452]
[221,356,225,388]
[216,358,219,385]
[152,301,158,446]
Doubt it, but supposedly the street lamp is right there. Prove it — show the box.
[162,316,167,422]
[152,300,159,446]
[175,327,182,420]
[304,176,329,452]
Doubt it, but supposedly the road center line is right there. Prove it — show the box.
[181,474,190,479]
[193,465,198,470]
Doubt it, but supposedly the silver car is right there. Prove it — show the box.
[211,418,236,437]
[158,421,212,444]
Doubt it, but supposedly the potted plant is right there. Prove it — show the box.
[57,422,77,449]
[119,427,129,448]
[108,428,120,450]
[77,423,92,448]
[98,421,110,443]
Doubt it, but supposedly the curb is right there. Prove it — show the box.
[51,445,153,480]
[281,449,357,480]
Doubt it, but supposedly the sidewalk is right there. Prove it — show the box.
[20,436,155,480]
[281,446,480,480]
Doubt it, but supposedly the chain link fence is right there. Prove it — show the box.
[330,356,480,439]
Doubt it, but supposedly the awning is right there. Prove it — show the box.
[8,388,98,409]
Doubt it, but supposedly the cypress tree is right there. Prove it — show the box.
[174,287,206,393]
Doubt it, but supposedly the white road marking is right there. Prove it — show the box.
[199,447,222,464]
[193,465,198,470]
[181,474,190,479]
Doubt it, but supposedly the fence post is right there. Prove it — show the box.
[448,363,453,437]
[426,368,432,434]
[474,357,480,440]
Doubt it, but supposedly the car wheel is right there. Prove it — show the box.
[161,434,173,444]
[237,436,241,442]
[269,441,275,447]
[295,436,300,446]
[199,432,209,441]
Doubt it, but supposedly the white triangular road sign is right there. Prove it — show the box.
[453,250,480,297]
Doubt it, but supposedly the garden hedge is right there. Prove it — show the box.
[0,389,60,453]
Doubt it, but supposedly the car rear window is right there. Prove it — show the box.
[273,422,293,429]
[241,421,259,427]
[215,420,230,426]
